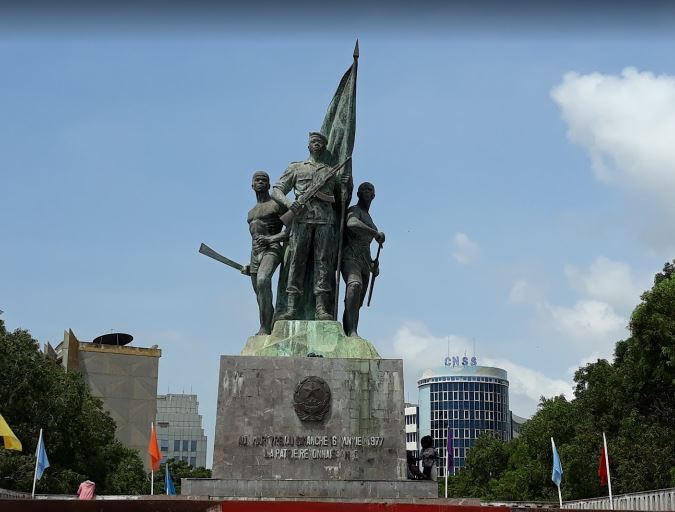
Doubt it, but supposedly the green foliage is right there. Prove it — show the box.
[0,318,146,495]
[151,458,212,495]
[445,260,675,502]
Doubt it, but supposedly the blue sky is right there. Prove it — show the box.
[3,4,675,466]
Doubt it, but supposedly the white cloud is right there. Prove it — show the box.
[564,256,648,314]
[483,357,573,403]
[452,232,479,264]
[392,321,471,375]
[544,299,626,354]
[508,279,543,305]
[388,321,572,418]
[552,68,675,224]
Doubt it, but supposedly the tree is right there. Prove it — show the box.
[445,260,675,501]
[0,318,147,494]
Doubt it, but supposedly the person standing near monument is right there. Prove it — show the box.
[341,182,385,337]
[241,171,288,335]
[272,132,351,321]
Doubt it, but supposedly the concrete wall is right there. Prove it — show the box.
[77,344,161,469]
[212,356,407,481]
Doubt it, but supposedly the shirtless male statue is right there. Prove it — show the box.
[341,182,385,337]
[241,171,288,335]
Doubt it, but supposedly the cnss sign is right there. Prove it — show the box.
[444,356,477,367]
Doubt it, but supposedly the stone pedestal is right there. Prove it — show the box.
[213,356,404,480]
[185,354,434,499]
[241,320,380,359]
[182,320,435,499]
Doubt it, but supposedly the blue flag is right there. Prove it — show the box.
[164,463,176,495]
[35,429,50,480]
[551,437,563,487]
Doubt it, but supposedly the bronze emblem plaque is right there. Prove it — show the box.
[293,376,331,422]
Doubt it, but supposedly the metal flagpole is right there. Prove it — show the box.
[444,447,449,498]
[557,484,563,508]
[31,429,42,498]
[150,422,154,496]
[603,432,614,510]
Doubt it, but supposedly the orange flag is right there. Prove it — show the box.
[147,422,160,472]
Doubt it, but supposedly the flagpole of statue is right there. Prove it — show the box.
[320,40,358,320]
[603,432,614,510]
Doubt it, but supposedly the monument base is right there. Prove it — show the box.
[241,320,380,358]
[181,478,438,500]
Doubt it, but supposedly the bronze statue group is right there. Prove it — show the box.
[243,131,385,338]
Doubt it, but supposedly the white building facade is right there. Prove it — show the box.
[156,393,208,468]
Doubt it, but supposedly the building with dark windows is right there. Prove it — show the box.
[417,361,510,475]
[156,393,207,468]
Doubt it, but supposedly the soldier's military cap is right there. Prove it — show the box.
[308,132,328,144]
[252,170,270,180]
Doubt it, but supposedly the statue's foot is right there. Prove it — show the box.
[347,330,359,338]
[314,293,333,321]
[276,310,296,321]
[315,310,333,321]
[255,327,271,336]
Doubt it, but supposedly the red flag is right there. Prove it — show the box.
[598,444,608,486]
[147,423,160,472]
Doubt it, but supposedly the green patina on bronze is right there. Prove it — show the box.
[241,320,381,359]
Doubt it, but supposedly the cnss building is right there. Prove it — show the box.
[416,357,511,475]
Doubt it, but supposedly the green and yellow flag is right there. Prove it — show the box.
[0,414,22,451]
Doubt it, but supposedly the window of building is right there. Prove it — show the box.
[160,439,169,452]
[174,440,180,451]
[191,440,197,452]
[465,429,470,438]
[190,456,196,467]
[183,440,189,451]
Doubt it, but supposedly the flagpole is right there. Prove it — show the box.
[551,437,563,508]
[603,432,613,510]
[444,448,449,498]
[31,429,42,498]
[150,422,154,496]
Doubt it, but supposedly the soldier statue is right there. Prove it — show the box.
[271,132,352,321]
[341,182,385,337]
[241,171,288,335]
